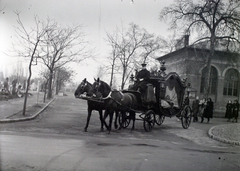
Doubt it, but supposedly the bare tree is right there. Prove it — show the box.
[95,65,106,81]
[55,67,74,95]
[118,23,146,89]
[164,31,180,53]
[14,12,47,115]
[40,19,91,99]
[140,35,166,64]
[105,30,121,87]
[106,23,163,89]
[160,0,240,97]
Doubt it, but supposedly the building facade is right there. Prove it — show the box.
[156,47,240,116]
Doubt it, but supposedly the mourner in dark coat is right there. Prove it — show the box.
[3,77,9,93]
[232,100,239,123]
[201,98,214,123]
[225,100,233,122]
[132,63,150,92]
[192,96,200,122]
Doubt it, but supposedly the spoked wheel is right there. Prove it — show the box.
[155,114,165,125]
[181,105,192,129]
[143,110,155,132]
[118,111,131,128]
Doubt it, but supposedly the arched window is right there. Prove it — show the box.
[200,66,218,94]
[223,69,239,96]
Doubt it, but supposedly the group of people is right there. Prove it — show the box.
[192,97,214,123]
[192,97,239,123]
[225,100,239,123]
[1,77,24,97]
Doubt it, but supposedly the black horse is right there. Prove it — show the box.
[74,78,106,132]
[92,78,138,133]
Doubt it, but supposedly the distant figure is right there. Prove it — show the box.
[199,98,207,119]
[192,96,200,122]
[201,98,214,123]
[225,100,233,122]
[12,79,17,95]
[17,85,23,98]
[232,100,239,123]
[3,77,10,94]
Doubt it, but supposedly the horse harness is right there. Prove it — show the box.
[101,90,134,110]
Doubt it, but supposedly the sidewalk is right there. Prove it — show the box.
[0,91,55,123]
[0,94,239,146]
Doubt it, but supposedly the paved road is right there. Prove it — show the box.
[0,93,240,171]
[1,131,239,171]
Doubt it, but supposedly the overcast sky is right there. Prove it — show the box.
[0,0,174,83]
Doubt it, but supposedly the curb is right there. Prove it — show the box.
[0,97,56,123]
[208,125,240,146]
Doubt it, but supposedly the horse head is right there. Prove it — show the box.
[74,78,93,97]
[92,78,111,98]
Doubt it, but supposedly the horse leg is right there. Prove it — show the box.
[114,111,119,129]
[102,110,110,131]
[131,111,136,132]
[108,111,114,134]
[99,110,104,132]
[118,111,125,130]
[84,107,92,132]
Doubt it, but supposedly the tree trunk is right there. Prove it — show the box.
[43,80,48,103]
[203,33,215,98]
[110,63,114,87]
[22,59,33,115]
[55,70,59,95]
[55,79,59,95]
[47,70,53,99]
[22,40,39,115]
[121,66,126,90]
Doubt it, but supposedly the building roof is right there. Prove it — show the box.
[156,46,240,61]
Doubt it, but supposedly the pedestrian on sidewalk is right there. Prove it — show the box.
[232,100,239,123]
[199,98,206,120]
[3,77,10,94]
[201,98,214,123]
[192,96,200,122]
[225,100,233,122]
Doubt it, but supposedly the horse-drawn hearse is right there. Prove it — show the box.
[75,62,194,133]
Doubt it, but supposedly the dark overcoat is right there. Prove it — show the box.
[132,69,150,91]
[192,99,200,117]
[203,101,214,118]
[225,103,232,118]
[232,102,239,119]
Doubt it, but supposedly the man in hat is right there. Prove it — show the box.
[132,63,150,93]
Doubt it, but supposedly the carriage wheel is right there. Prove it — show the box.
[143,110,155,132]
[118,111,131,128]
[155,114,165,126]
[181,105,192,129]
